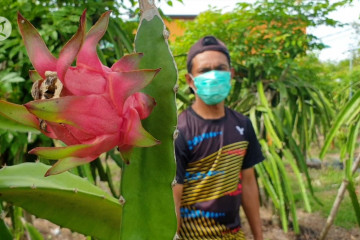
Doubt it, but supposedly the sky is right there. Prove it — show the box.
[156,0,360,63]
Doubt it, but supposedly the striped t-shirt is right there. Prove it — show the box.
[175,107,264,239]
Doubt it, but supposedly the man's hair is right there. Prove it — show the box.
[186,36,231,74]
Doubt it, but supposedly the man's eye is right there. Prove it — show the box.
[199,69,211,73]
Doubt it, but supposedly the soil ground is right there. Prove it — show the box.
[241,208,360,240]
[29,206,360,240]
[18,147,360,239]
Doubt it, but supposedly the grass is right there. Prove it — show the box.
[310,190,357,229]
[291,167,360,230]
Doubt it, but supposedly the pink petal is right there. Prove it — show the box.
[108,69,160,114]
[40,134,119,176]
[119,107,160,148]
[56,10,86,82]
[111,53,144,72]
[45,122,82,145]
[30,134,117,160]
[63,66,107,95]
[77,11,111,72]
[25,95,121,136]
[102,65,111,72]
[123,92,156,119]
[17,12,57,78]
[37,122,58,139]
[60,124,96,143]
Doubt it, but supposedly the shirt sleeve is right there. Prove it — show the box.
[175,131,190,184]
[242,118,264,169]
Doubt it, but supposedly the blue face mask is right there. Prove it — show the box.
[192,70,232,105]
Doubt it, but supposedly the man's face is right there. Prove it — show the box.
[187,50,231,91]
[191,50,230,76]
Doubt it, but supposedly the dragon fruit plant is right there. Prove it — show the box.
[0,2,177,238]
[1,10,161,176]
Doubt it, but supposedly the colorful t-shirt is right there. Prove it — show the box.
[175,107,264,239]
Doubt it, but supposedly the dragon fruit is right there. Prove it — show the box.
[12,10,160,176]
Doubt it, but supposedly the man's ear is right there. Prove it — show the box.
[185,73,195,89]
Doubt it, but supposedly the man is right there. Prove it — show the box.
[173,36,264,240]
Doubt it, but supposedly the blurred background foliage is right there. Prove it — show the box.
[0,0,359,238]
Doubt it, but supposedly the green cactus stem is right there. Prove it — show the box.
[0,162,122,240]
[119,0,178,239]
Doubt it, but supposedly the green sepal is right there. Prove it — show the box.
[0,100,40,132]
[29,144,92,159]
[29,70,42,82]
[45,157,92,176]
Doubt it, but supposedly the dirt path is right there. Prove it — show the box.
[241,208,360,240]
[29,206,359,239]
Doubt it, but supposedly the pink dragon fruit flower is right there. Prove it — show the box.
[15,10,160,176]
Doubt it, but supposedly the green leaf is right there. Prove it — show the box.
[259,141,288,232]
[288,134,321,205]
[24,222,44,240]
[176,90,192,105]
[347,180,360,227]
[108,149,124,168]
[283,149,312,213]
[0,162,122,240]
[249,107,259,136]
[346,117,360,178]
[0,72,25,83]
[320,90,360,159]
[120,3,177,239]
[257,81,275,121]
[12,206,24,239]
[108,20,134,54]
[79,163,95,185]
[263,114,283,149]
[0,204,12,240]
[270,146,299,233]
[255,163,280,209]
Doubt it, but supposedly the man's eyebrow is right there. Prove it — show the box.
[197,67,211,73]
[199,63,228,69]
[217,64,229,68]
[214,64,230,70]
